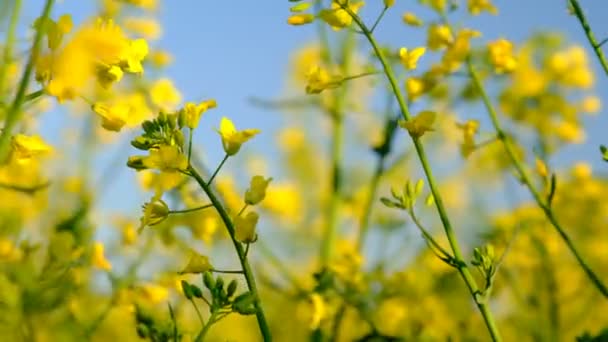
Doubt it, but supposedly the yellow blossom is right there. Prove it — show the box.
[402,12,423,27]
[149,50,173,67]
[120,38,149,73]
[488,39,517,73]
[442,29,481,71]
[181,99,217,129]
[535,158,549,178]
[92,102,132,132]
[580,95,601,114]
[245,176,272,205]
[179,251,213,274]
[138,283,169,304]
[122,0,158,11]
[468,0,498,15]
[97,64,124,89]
[11,134,53,163]
[399,111,436,138]
[139,194,170,231]
[555,121,585,143]
[142,145,188,172]
[399,47,426,70]
[217,117,260,156]
[318,1,364,30]
[427,24,453,51]
[456,120,479,157]
[305,65,341,94]
[234,211,259,243]
[150,78,182,111]
[405,77,426,101]
[92,242,112,271]
[46,14,73,50]
[123,17,162,40]
[547,46,593,88]
[309,294,326,329]
[287,14,315,26]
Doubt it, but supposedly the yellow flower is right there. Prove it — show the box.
[179,251,213,274]
[384,0,395,8]
[555,121,585,143]
[402,12,423,27]
[547,46,594,88]
[427,24,453,50]
[46,14,73,50]
[181,99,217,129]
[405,77,426,101]
[150,78,182,111]
[580,95,601,114]
[138,283,169,304]
[92,242,112,271]
[399,47,426,70]
[399,111,436,138]
[305,65,341,94]
[217,117,260,156]
[142,145,188,172]
[309,294,326,329]
[149,50,173,67]
[139,194,170,231]
[245,175,272,205]
[96,64,124,89]
[120,38,149,73]
[122,0,158,11]
[234,211,259,243]
[123,17,162,40]
[428,0,447,12]
[456,120,479,157]
[287,14,315,26]
[535,158,548,178]
[468,0,498,15]
[442,29,481,71]
[92,102,132,132]
[319,1,364,30]
[11,134,53,163]
[488,39,517,73]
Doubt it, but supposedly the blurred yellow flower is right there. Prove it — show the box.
[488,39,517,73]
[427,24,453,50]
[399,47,426,70]
[180,251,213,274]
[402,12,423,27]
[92,242,112,271]
[123,17,162,40]
[399,111,437,138]
[287,14,315,26]
[11,134,53,163]
[181,99,216,129]
[234,211,259,243]
[468,0,498,15]
[92,102,131,132]
[217,117,260,156]
[150,78,182,111]
[318,1,364,30]
[245,175,272,205]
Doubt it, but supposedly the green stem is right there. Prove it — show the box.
[568,0,608,75]
[194,311,218,342]
[169,203,213,214]
[370,6,388,33]
[210,268,244,274]
[206,154,228,186]
[188,165,272,341]
[466,59,608,298]
[188,128,194,164]
[320,32,355,266]
[189,298,205,326]
[342,6,502,341]
[0,0,54,163]
[0,0,22,94]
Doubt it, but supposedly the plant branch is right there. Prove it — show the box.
[188,165,272,341]
[466,58,608,298]
[341,5,502,341]
[568,0,608,75]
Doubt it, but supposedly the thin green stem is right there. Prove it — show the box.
[206,154,228,186]
[194,311,218,342]
[466,59,608,298]
[210,268,244,274]
[320,32,355,266]
[0,0,22,94]
[341,6,502,341]
[189,298,205,326]
[169,203,213,214]
[339,70,380,83]
[568,0,608,75]
[370,6,388,33]
[408,208,453,260]
[188,128,194,164]
[0,0,54,163]
[188,165,272,341]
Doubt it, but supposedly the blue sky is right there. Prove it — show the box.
[15,0,608,241]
